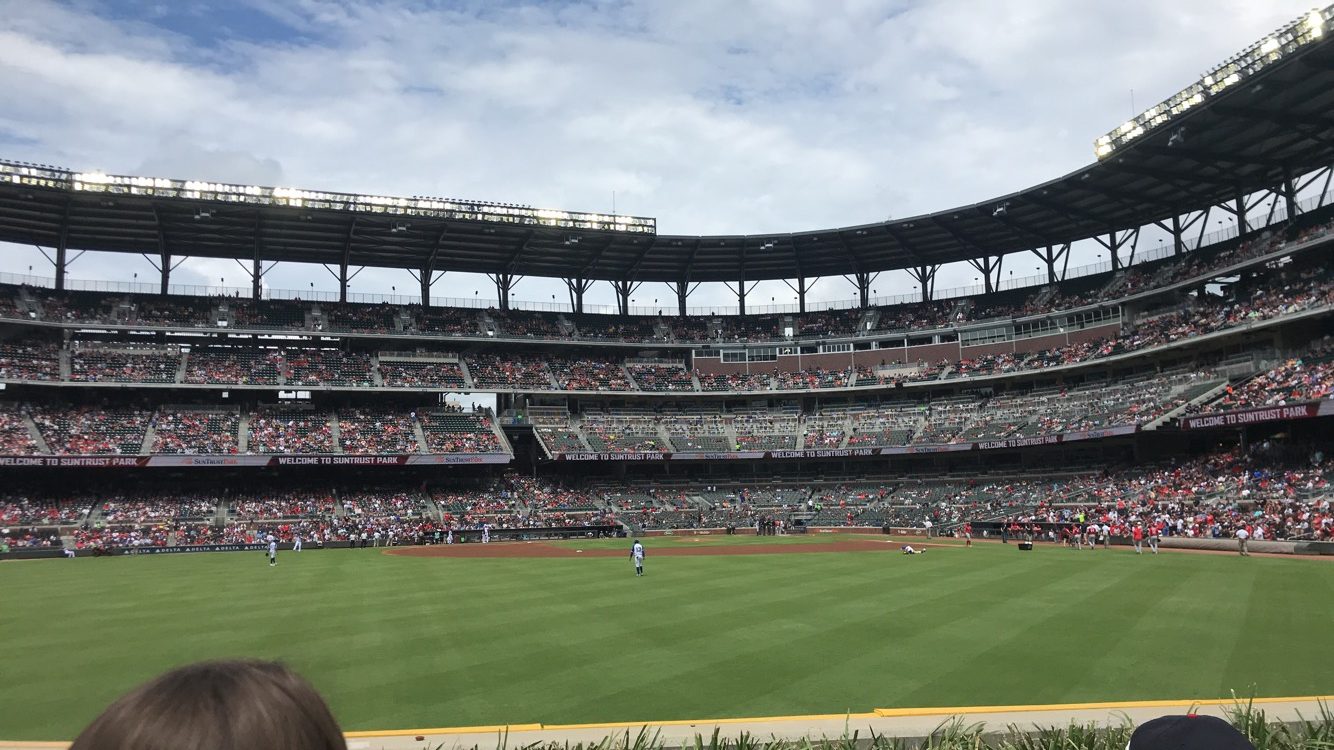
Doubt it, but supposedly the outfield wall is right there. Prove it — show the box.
[0,525,623,560]
[965,528,1334,556]
[636,526,923,537]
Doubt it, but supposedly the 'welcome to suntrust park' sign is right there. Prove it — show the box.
[1180,400,1331,430]
[0,453,512,468]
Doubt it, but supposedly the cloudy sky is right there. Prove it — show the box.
[0,0,1318,311]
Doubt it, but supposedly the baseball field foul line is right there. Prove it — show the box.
[871,695,1334,717]
[343,723,542,738]
[7,696,1332,747]
[339,696,1334,740]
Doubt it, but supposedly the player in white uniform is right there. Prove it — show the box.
[481,525,490,544]
[631,539,645,576]
[62,547,76,558]
[900,544,925,555]
[267,536,278,567]
[446,528,454,545]
[292,533,302,552]
[1236,527,1251,556]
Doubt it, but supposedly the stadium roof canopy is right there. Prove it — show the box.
[1,8,1333,289]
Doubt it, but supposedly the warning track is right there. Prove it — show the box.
[384,539,923,559]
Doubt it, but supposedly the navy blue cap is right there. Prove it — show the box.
[1128,714,1255,750]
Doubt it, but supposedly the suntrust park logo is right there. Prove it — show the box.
[181,455,242,466]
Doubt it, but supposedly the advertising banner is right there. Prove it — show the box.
[1179,400,1329,430]
[0,452,512,469]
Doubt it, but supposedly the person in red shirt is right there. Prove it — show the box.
[963,522,973,547]
[1132,524,1145,555]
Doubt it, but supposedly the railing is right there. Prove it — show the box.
[624,358,688,366]
[376,351,461,362]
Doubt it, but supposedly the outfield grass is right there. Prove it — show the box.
[2,537,1331,740]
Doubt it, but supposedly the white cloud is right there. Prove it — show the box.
[0,0,1317,310]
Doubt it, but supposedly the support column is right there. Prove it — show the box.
[609,279,641,316]
[1093,230,1137,270]
[419,226,448,309]
[725,279,758,316]
[564,277,593,314]
[1171,215,1184,257]
[783,277,817,314]
[253,210,264,300]
[142,227,182,296]
[1029,244,1067,284]
[55,239,68,291]
[407,267,442,309]
[841,271,878,308]
[489,273,518,311]
[1234,188,1249,235]
[54,202,72,291]
[339,218,357,303]
[907,265,938,302]
[669,280,696,317]
[965,256,1003,294]
[1282,167,1298,223]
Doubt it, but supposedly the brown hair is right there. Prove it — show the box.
[70,660,347,750]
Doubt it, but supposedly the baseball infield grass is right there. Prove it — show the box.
[2,535,1331,740]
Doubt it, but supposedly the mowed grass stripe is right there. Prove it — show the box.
[370,553,903,724]
[887,552,1188,707]
[2,542,1331,740]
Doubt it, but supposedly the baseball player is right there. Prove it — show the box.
[62,547,76,558]
[900,544,925,555]
[446,528,454,545]
[292,533,302,552]
[481,524,490,544]
[963,522,972,547]
[630,539,645,576]
[267,535,278,567]
[1132,524,1145,554]
[1148,522,1161,554]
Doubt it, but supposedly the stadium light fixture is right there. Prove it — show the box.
[1094,3,1332,159]
[0,162,656,235]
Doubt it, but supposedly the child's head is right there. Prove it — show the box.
[71,660,346,750]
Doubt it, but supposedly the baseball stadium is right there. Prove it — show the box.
[2,4,1333,750]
